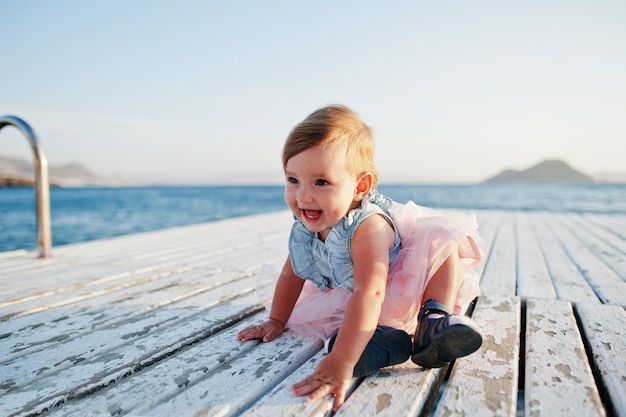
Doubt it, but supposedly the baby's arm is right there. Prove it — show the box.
[236,257,304,342]
[292,214,394,410]
[327,215,392,368]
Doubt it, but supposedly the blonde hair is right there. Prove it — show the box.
[282,105,378,187]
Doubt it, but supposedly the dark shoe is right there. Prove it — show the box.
[328,326,412,377]
[411,299,482,368]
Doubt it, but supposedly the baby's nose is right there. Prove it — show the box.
[297,186,313,203]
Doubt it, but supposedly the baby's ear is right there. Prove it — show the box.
[355,172,373,200]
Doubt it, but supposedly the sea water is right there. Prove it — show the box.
[1,183,624,253]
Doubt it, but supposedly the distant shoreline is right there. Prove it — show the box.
[0,177,62,188]
[2,179,624,189]
[2,155,626,187]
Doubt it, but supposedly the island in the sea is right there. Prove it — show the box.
[483,159,593,183]
[0,155,131,187]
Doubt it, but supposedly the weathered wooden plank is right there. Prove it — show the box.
[0,211,292,289]
[0,262,182,320]
[132,330,323,417]
[0,258,155,299]
[0,249,28,259]
[473,210,502,278]
[584,213,626,241]
[42,314,284,417]
[434,294,521,417]
[0,284,267,417]
[575,302,626,417]
[516,213,557,299]
[547,217,626,306]
[480,213,516,296]
[2,269,265,372]
[0,251,35,274]
[331,363,445,416]
[0,244,279,320]
[0,232,286,321]
[525,298,605,416]
[533,213,600,303]
[561,213,626,280]
[1,268,268,361]
[239,349,346,417]
[0,229,287,303]
[581,213,626,254]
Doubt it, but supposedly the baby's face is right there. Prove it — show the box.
[284,145,362,238]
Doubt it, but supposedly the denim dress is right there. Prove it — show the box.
[288,190,401,292]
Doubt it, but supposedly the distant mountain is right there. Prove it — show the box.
[0,155,133,187]
[484,159,594,183]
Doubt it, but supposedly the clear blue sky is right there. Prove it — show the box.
[1,1,624,184]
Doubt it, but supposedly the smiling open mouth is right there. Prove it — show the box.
[303,209,322,220]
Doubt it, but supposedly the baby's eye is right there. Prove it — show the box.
[287,177,299,184]
[315,179,329,186]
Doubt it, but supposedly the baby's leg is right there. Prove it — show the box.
[421,243,463,310]
[328,326,412,377]
[412,244,482,368]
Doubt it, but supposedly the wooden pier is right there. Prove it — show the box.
[1,210,625,416]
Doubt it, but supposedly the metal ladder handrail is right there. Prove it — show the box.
[0,115,52,258]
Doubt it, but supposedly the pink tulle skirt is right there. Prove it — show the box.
[284,201,483,340]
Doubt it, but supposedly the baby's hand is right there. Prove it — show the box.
[235,318,285,343]
[291,353,354,412]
